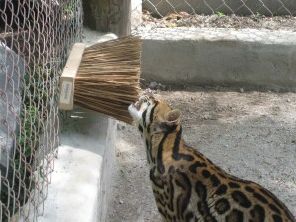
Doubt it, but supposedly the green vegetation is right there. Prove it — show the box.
[216,11,225,17]
[63,0,76,17]
[1,66,53,221]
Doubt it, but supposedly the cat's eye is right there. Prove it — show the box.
[142,96,149,102]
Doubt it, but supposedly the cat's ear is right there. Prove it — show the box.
[164,109,181,126]
[151,109,181,134]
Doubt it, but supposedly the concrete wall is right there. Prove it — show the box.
[83,0,141,34]
[141,28,296,90]
[143,0,296,16]
[0,43,25,168]
[82,0,132,36]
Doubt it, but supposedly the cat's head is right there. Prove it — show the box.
[128,90,181,135]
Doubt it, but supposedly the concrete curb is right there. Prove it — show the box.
[37,108,116,222]
[141,28,296,90]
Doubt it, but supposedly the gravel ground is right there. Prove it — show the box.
[107,89,296,221]
[133,10,296,32]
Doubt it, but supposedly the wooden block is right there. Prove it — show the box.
[59,43,85,110]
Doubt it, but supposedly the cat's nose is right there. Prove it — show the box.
[134,101,141,110]
[128,103,137,112]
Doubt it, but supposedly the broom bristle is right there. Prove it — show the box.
[74,36,141,124]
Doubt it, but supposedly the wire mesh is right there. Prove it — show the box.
[133,0,296,34]
[142,0,296,17]
[0,0,82,221]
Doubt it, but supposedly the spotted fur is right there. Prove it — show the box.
[128,92,295,222]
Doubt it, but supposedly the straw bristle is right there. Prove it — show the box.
[74,36,141,124]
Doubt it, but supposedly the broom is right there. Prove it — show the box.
[58,36,141,124]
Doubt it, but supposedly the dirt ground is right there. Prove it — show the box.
[107,89,296,222]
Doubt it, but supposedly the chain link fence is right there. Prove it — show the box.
[143,0,296,17]
[133,0,296,34]
[0,0,82,221]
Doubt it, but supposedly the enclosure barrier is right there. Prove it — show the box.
[0,0,82,221]
[132,0,296,34]
[142,0,295,17]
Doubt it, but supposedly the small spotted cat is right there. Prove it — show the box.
[128,91,295,222]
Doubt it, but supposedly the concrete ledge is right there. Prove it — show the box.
[141,28,296,90]
[37,108,116,222]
